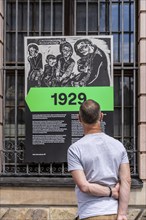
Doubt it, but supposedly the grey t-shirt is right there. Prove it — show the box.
[67,132,129,219]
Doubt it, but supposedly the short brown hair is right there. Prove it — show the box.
[79,100,100,124]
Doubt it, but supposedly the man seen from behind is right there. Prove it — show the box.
[67,99,131,220]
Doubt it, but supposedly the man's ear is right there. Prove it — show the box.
[99,112,104,121]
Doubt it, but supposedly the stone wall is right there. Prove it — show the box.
[0,185,145,220]
[0,184,146,206]
[0,207,146,220]
[138,0,146,180]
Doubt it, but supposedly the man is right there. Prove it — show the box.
[74,39,111,86]
[67,100,131,220]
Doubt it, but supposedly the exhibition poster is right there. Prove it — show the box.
[24,36,113,163]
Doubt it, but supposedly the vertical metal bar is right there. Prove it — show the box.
[105,0,108,33]
[15,0,18,174]
[15,70,18,174]
[27,0,30,36]
[50,163,53,175]
[26,0,30,174]
[4,0,7,67]
[2,0,7,174]
[129,3,131,62]
[98,0,100,34]
[62,163,65,175]
[118,3,120,62]
[109,0,112,35]
[15,0,18,65]
[86,0,88,35]
[62,0,65,35]
[38,163,41,175]
[133,0,136,175]
[121,0,124,143]
[39,0,41,35]
[26,164,29,175]
[74,0,77,35]
[50,0,53,35]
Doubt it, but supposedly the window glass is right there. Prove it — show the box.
[18,74,25,104]
[124,108,133,137]
[6,33,15,63]
[5,73,15,138]
[76,3,86,32]
[5,72,25,137]
[53,2,62,32]
[131,3,134,31]
[42,2,51,32]
[124,76,133,106]
[18,2,27,31]
[18,33,27,62]
[123,4,130,31]
[124,34,130,62]
[130,34,134,63]
[88,3,98,32]
[29,3,39,32]
[6,2,16,31]
[114,108,121,137]
[5,73,15,104]
[113,34,120,62]
[114,76,121,106]
[111,4,119,32]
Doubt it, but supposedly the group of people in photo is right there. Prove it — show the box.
[27,38,111,91]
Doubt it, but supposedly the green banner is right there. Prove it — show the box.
[25,87,114,112]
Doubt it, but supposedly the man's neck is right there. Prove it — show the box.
[83,122,102,135]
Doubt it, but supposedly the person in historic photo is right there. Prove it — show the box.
[27,44,43,91]
[74,39,111,86]
[41,54,58,87]
[56,42,75,87]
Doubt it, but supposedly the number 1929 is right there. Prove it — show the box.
[51,92,87,105]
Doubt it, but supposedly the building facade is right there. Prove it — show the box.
[0,0,146,219]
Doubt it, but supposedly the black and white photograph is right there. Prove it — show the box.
[25,36,113,92]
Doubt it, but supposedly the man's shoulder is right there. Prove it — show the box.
[68,136,86,151]
[101,134,126,156]
[103,133,123,146]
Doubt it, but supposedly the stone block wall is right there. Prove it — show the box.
[138,0,146,180]
[0,207,146,220]
[0,207,77,220]
[0,186,145,220]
